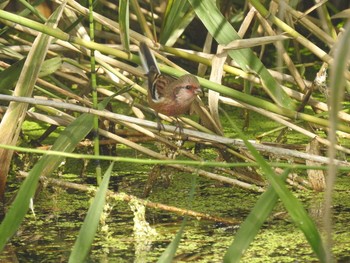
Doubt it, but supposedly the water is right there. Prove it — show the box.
[2,165,350,262]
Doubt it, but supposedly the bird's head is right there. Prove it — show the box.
[174,74,202,102]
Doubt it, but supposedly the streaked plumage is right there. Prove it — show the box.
[139,42,202,117]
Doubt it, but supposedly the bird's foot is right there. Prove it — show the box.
[174,118,188,140]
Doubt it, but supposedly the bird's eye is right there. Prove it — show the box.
[185,85,192,90]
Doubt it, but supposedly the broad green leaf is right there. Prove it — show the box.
[224,169,290,262]
[0,59,25,94]
[39,57,62,77]
[222,114,327,262]
[0,56,61,94]
[0,1,67,221]
[187,0,295,109]
[0,0,9,10]
[160,1,195,46]
[0,113,94,251]
[69,163,114,263]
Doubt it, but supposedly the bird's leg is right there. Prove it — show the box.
[174,117,188,140]
[155,112,165,132]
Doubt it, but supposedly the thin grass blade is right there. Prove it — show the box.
[69,162,114,263]
[324,20,350,262]
[119,0,130,52]
[157,218,187,263]
[157,174,197,262]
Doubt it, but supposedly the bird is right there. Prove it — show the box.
[139,42,202,120]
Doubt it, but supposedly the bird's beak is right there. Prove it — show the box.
[195,87,204,97]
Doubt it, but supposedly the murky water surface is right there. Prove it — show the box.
[2,117,350,262]
[1,164,350,262]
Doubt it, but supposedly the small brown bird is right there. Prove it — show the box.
[139,42,202,117]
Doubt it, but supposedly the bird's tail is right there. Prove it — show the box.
[139,42,160,74]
